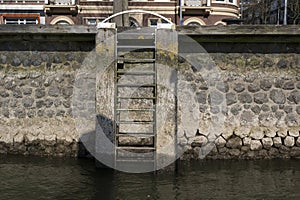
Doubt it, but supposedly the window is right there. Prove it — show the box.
[87,19,97,25]
[148,18,171,27]
[83,17,105,25]
[187,21,201,26]
[1,14,40,25]
[213,0,237,4]
[149,18,158,26]
[56,20,70,25]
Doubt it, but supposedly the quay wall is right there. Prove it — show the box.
[0,25,300,160]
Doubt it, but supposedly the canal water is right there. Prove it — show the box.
[0,155,299,200]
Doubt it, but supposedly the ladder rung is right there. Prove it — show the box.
[116,159,155,162]
[117,32,155,36]
[116,108,155,111]
[117,96,155,99]
[117,121,154,124]
[116,146,155,150]
[117,45,155,49]
[116,71,155,75]
[117,84,155,87]
[116,133,154,137]
[117,58,156,63]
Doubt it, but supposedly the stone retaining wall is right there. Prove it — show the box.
[0,25,300,160]
[0,25,95,156]
[181,53,300,160]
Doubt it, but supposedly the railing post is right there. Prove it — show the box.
[207,0,211,7]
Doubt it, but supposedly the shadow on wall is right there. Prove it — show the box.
[0,32,95,52]
[77,114,114,169]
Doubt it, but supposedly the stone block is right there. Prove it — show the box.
[243,137,251,146]
[240,111,256,126]
[191,136,208,147]
[229,149,241,157]
[13,134,24,143]
[45,134,56,142]
[270,89,286,104]
[221,128,234,140]
[214,136,226,148]
[251,105,261,114]
[260,79,272,91]
[48,86,60,97]
[218,147,228,154]
[234,126,251,138]
[296,137,300,147]
[233,83,245,93]
[226,92,237,106]
[285,114,298,127]
[268,147,279,158]
[277,130,287,138]
[238,92,252,103]
[264,128,277,138]
[262,137,273,150]
[226,137,242,149]
[250,127,264,140]
[284,136,295,147]
[283,81,295,90]
[250,140,262,151]
[288,129,300,137]
[254,93,268,104]
[248,84,260,93]
[273,137,282,147]
[241,146,250,152]
[291,147,300,157]
[0,134,13,144]
[22,98,34,108]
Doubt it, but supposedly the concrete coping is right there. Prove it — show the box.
[0,25,97,35]
[1,25,300,36]
[176,25,300,36]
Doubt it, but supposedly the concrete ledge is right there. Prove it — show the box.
[177,25,300,36]
[0,25,97,35]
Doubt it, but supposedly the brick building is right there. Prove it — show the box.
[0,0,46,24]
[1,0,240,25]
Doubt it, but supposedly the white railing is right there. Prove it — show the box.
[186,0,208,6]
[0,0,45,3]
[47,0,75,5]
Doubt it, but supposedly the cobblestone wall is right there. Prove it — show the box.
[1,26,300,160]
[0,45,90,156]
[182,53,300,160]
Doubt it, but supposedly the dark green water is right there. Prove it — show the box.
[0,155,299,200]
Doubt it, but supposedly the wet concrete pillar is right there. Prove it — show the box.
[95,27,116,168]
[155,26,179,170]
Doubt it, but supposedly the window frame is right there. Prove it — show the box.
[1,14,40,25]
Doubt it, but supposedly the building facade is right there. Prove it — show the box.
[0,0,240,25]
[0,0,46,24]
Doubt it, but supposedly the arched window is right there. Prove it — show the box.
[187,21,201,26]
[56,20,70,25]
[184,17,206,26]
[50,16,74,25]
